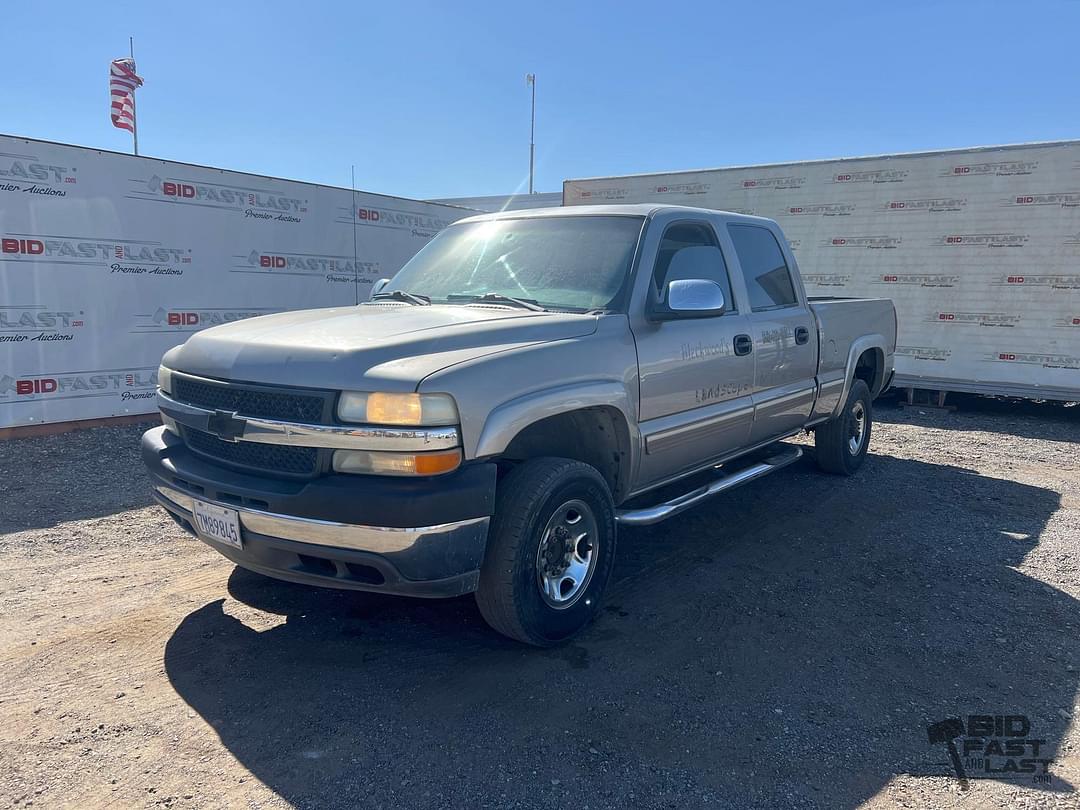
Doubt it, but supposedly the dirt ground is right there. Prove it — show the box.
[1,395,1078,809]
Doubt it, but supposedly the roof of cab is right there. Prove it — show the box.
[453,203,776,226]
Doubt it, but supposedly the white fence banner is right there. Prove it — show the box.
[0,135,469,428]
[565,141,1080,400]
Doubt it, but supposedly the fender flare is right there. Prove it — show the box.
[472,380,640,474]
[832,335,888,418]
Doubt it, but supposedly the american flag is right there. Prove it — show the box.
[109,58,143,134]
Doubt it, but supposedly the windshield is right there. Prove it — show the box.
[383,215,644,311]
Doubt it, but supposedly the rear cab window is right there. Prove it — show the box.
[727,224,798,311]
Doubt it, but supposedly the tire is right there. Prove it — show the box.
[814,379,872,476]
[475,458,616,646]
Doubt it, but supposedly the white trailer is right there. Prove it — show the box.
[564,141,1080,401]
[0,135,470,429]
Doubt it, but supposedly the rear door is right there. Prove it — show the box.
[725,223,818,445]
[630,216,755,488]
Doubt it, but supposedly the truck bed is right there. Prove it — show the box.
[810,296,897,393]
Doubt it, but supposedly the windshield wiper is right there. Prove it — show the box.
[371,289,430,306]
[446,292,546,312]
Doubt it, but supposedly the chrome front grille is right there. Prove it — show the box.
[181,426,323,478]
[173,375,331,423]
[170,373,335,478]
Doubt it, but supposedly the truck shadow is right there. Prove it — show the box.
[164,452,1077,808]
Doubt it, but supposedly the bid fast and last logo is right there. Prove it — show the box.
[0,368,157,404]
[0,234,190,277]
[335,205,455,238]
[0,153,77,198]
[236,250,381,284]
[130,306,281,333]
[0,305,85,345]
[127,175,307,222]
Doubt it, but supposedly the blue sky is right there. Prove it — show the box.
[3,1,1078,200]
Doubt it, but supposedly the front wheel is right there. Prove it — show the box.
[475,458,616,646]
[814,379,872,475]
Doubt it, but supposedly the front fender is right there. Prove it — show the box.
[474,381,640,463]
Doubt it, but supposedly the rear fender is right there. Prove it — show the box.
[831,335,888,418]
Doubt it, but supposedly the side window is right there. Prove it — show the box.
[652,222,735,313]
[727,224,798,311]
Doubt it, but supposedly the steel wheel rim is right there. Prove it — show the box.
[847,400,867,455]
[535,498,598,609]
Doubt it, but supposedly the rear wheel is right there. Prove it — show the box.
[475,458,616,646]
[814,379,872,475]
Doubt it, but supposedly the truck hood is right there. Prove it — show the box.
[163,303,599,391]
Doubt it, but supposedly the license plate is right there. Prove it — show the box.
[191,499,243,549]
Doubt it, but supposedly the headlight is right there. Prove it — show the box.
[333,448,462,476]
[158,365,173,395]
[337,391,458,426]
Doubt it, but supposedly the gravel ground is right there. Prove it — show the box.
[0,396,1078,809]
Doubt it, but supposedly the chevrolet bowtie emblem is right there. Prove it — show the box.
[206,410,247,442]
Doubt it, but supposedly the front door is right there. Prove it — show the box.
[633,219,756,488]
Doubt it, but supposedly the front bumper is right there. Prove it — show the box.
[143,426,496,597]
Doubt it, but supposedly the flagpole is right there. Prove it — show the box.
[129,36,139,156]
[526,74,535,195]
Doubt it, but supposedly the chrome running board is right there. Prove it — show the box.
[615,446,803,526]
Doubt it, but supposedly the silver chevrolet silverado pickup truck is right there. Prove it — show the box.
[144,204,896,645]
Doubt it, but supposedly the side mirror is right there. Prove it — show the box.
[649,246,728,320]
[668,278,726,312]
[372,277,392,296]
[652,278,726,321]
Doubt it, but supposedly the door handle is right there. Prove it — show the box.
[795,326,810,345]
[733,334,753,356]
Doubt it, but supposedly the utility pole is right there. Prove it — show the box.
[526,73,535,194]
[130,36,139,156]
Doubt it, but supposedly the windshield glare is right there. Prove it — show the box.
[384,215,644,311]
